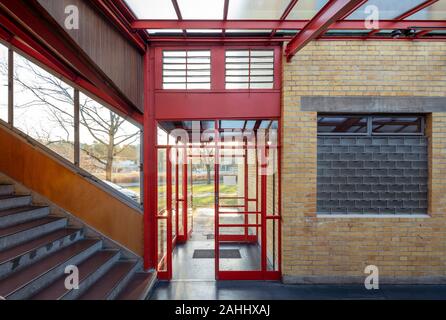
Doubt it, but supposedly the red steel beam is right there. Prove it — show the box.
[1,0,143,123]
[222,0,229,36]
[270,0,299,37]
[415,30,432,38]
[338,0,367,20]
[90,0,145,52]
[112,0,149,41]
[285,0,368,61]
[131,19,446,30]
[367,0,438,37]
[171,0,187,37]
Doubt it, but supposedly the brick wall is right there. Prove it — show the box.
[282,41,446,283]
[317,136,428,215]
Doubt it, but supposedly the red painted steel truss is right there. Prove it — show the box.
[116,0,446,61]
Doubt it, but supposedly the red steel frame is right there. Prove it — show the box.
[126,0,445,60]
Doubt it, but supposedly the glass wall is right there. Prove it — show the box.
[0,43,142,205]
[79,93,141,203]
[14,52,75,162]
[0,43,7,122]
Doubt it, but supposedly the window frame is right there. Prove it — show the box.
[162,49,211,90]
[317,114,425,136]
[0,40,144,211]
[225,49,275,90]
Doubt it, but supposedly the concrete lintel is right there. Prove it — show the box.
[301,96,446,113]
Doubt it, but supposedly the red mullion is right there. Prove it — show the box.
[214,119,220,279]
[218,235,257,243]
[144,48,158,270]
[219,224,261,228]
[166,146,173,279]
[175,147,180,241]
[260,149,267,272]
[278,117,282,276]
[182,148,188,241]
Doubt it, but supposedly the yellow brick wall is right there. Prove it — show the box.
[282,41,446,283]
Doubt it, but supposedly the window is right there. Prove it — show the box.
[162,50,211,89]
[79,92,142,203]
[0,43,7,122]
[318,115,424,135]
[225,49,274,89]
[2,48,143,205]
[317,114,428,215]
[14,52,75,162]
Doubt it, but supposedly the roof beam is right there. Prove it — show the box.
[270,0,299,37]
[367,0,438,37]
[131,19,446,30]
[337,0,367,20]
[171,0,187,37]
[285,0,371,61]
[222,0,229,36]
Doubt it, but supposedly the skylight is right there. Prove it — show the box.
[124,0,177,19]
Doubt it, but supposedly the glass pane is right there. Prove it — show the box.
[171,151,177,239]
[406,1,446,20]
[125,0,177,19]
[266,218,279,271]
[228,0,290,19]
[14,53,75,162]
[158,149,167,213]
[317,115,368,134]
[187,160,193,235]
[79,93,141,203]
[346,0,426,20]
[147,29,183,34]
[287,0,329,19]
[0,44,8,122]
[157,218,168,272]
[372,116,423,134]
[178,0,224,19]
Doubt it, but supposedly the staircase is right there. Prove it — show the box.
[0,184,155,300]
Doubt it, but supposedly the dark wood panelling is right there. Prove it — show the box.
[37,0,143,112]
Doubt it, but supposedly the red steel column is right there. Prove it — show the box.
[143,47,157,270]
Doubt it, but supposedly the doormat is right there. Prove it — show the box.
[206,234,214,240]
[193,249,241,259]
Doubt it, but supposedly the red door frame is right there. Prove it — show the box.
[214,122,281,281]
[145,43,283,281]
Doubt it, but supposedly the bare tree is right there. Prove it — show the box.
[11,57,139,181]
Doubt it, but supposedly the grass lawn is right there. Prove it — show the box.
[124,184,239,208]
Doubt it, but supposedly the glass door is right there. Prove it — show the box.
[156,147,172,279]
[215,143,263,280]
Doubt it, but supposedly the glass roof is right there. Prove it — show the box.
[124,0,446,39]
[124,0,177,19]
[406,1,446,20]
[178,0,224,19]
[287,0,329,20]
[346,0,428,20]
[228,0,290,19]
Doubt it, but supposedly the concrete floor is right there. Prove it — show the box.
[149,281,446,300]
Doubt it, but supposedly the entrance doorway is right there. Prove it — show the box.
[155,120,280,281]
